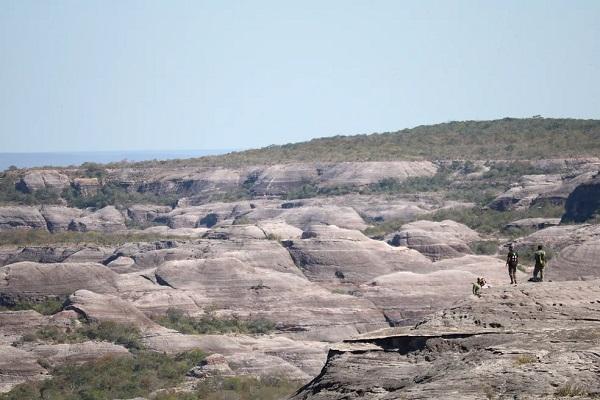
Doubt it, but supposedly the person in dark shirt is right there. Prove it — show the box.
[506,244,519,285]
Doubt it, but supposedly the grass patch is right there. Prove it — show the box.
[514,354,537,365]
[0,229,179,247]
[554,382,589,397]
[156,308,276,335]
[152,376,302,400]
[15,321,144,350]
[0,298,65,315]
[0,349,206,400]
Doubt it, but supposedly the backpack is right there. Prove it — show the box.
[535,250,546,266]
[508,251,518,265]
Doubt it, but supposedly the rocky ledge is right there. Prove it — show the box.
[292,280,600,399]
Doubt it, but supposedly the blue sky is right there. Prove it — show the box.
[1,0,599,152]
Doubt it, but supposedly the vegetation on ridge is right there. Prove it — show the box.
[118,118,600,168]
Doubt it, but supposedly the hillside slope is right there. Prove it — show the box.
[126,118,600,168]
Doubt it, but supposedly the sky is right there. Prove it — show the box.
[1,0,599,153]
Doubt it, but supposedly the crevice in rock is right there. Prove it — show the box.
[155,274,174,288]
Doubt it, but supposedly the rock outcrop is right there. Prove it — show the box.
[17,170,70,193]
[293,280,600,399]
[386,220,480,260]
[0,262,119,303]
[562,174,600,223]
[0,206,48,231]
[68,206,126,232]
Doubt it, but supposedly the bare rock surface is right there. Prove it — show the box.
[202,224,267,240]
[0,206,47,231]
[0,310,48,345]
[69,205,126,232]
[293,280,600,399]
[0,262,119,302]
[386,220,480,260]
[126,204,172,225]
[359,255,525,325]
[0,345,47,393]
[39,205,86,232]
[150,257,387,341]
[66,290,165,333]
[284,228,433,288]
[256,219,303,239]
[18,170,70,193]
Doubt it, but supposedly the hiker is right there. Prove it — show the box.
[506,244,519,285]
[533,244,546,282]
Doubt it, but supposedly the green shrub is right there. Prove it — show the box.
[0,349,206,400]
[0,298,65,315]
[470,240,499,255]
[78,321,144,350]
[156,308,276,335]
[13,321,144,350]
[193,375,301,400]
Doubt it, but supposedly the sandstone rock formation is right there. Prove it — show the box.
[386,220,480,260]
[562,173,600,223]
[293,280,600,399]
[17,170,70,193]
[0,206,48,231]
[69,205,126,232]
[0,262,119,303]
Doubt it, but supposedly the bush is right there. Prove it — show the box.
[192,375,301,400]
[554,382,588,397]
[0,349,206,400]
[13,321,144,350]
[514,354,537,365]
[0,298,65,315]
[470,240,499,255]
[156,308,276,335]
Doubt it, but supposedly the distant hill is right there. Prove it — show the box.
[128,117,600,168]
